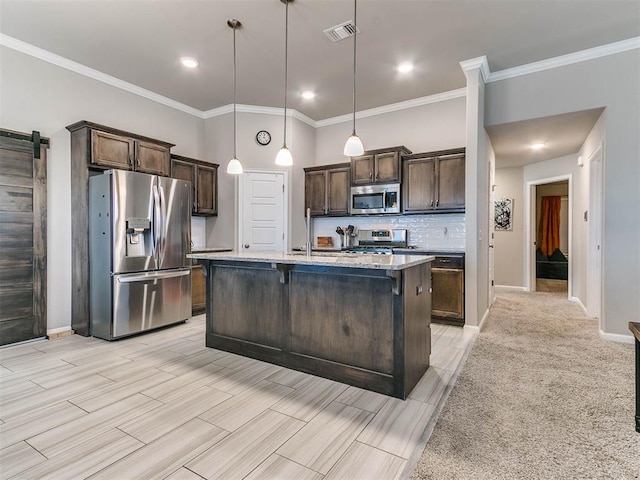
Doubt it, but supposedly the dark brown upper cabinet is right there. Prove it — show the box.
[350,146,411,185]
[402,148,465,213]
[170,154,219,216]
[304,163,350,217]
[87,126,172,176]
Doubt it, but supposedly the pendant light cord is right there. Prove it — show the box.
[352,0,357,136]
[283,0,289,147]
[233,24,237,159]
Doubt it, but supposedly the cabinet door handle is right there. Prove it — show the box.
[369,172,372,180]
[136,158,140,169]
[436,199,439,207]
[430,200,434,208]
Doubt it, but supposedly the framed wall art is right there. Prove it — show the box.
[494,198,513,231]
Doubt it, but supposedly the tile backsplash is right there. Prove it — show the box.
[313,214,466,250]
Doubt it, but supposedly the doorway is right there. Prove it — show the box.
[525,175,572,298]
[238,170,287,253]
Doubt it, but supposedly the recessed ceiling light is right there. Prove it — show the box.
[397,62,414,73]
[530,143,546,150]
[301,91,316,100]
[180,57,199,68]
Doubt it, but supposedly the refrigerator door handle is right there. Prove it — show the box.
[152,183,161,262]
[158,184,167,266]
[117,269,190,283]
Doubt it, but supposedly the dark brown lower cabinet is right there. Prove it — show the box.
[191,265,205,315]
[431,255,465,326]
[0,130,48,345]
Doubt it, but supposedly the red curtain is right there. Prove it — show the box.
[539,196,561,257]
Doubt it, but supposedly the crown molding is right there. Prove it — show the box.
[4,32,638,127]
[1,33,204,118]
[459,55,490,81]
[315,88,467,128]
[202,104,317,127]
[487,36,640,83]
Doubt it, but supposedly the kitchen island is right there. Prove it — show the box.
[188,251,434,399]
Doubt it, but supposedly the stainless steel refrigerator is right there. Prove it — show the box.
[89,169,192,340]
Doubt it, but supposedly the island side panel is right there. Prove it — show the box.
[289,271,394,374]
[401,263,432,397]
[207,262,284,351]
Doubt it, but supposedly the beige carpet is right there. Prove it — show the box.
[412,290,639,480]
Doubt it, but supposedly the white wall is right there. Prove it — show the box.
[0,47,203,333]
[494,167,525,287]
[312,97,468,251]
[485,49,640,337]
[203,112,315,250]
[315,97,467,166]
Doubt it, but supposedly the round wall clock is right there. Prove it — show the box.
[256,130,271,146]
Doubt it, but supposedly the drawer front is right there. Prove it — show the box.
[432,256,464,269]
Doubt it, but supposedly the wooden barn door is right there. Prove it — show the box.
[0,130,48,345]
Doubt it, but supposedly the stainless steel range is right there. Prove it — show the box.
[346,229,407,254]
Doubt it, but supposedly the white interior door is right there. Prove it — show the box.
[587,144,603,320]
[239,171,285,252]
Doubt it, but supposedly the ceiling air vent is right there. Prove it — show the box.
[323,21,361,42]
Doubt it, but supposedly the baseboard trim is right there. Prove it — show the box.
[569,297,587,314]
[495,285,527,291]
[464,324,480,334]
[599,331,635,345]
[47,326,74,339]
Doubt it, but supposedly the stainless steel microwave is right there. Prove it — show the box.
[350,183,401,215]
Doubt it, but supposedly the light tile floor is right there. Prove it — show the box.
[0,316,476,480]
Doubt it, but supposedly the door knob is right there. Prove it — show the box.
[244,244,250,248]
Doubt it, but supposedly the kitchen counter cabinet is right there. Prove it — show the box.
[190,251,433,398]
[394,250,465,326]
[350,146,411,185]
[171,154,219,216]
[402,148,465,213]
[304,163,350,216]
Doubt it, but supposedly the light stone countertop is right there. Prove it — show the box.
[188,250,434,271]
[191,247,233,253]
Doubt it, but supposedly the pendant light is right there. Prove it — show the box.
[343,0,364,157]
[226,19,243,175]
[275,0,294,166]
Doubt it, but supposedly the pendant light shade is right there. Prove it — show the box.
[275,146,293,166]
[226,19,243,175]
[227,157,243,174]
[276,0,294,167]
[344,133,364,157]
[344,0,364,157]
